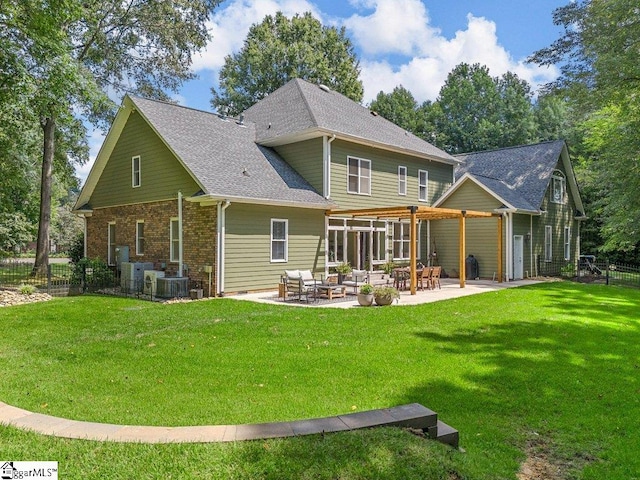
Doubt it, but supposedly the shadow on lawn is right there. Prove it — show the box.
[393,283,640,477]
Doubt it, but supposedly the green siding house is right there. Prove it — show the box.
[74,79,460,295]
[431,141,586,281]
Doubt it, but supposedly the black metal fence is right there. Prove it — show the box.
[535,256,640,288]
[0,259,200,300]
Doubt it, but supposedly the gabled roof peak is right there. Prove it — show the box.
[243,78,458,165]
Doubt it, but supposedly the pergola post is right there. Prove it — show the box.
[459,211,466,288]
[409,206,418,295]
[497,214,503,283]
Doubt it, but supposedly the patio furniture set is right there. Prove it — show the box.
[281,266,441,303]
[392,266,442,291]
[281,269,380,303]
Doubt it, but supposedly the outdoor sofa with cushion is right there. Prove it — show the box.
[283,269,321,302]
[341,269,369,294]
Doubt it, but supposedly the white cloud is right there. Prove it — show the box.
[191,0,321,72]
[353,10,559,104]
[345,0,440,56]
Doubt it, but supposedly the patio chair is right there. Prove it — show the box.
[429,266,442,290]
[284,269,320,302]
[393,268,409,291]
[418,266,433,291]
[341,269,369,294]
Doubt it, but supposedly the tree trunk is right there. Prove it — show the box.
[32,116,55,276]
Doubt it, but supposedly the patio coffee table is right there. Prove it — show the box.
[314,284,347,300]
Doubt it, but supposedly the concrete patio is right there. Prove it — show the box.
[228,278,541,308]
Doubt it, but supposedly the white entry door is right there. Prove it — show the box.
[513,235,524,280]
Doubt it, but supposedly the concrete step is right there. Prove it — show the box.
[426,419,459,448]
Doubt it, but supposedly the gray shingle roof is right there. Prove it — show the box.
[129,96,333,207]
[455,140,567,211]
[244,78,457,164]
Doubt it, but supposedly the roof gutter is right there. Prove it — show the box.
[257,128,460,166]
[186,193,335,210]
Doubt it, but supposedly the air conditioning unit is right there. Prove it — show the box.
[121,262,153,293]
[143,270,165,295]
[156,277,189,299]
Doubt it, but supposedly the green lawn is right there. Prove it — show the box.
[1,282,639,479]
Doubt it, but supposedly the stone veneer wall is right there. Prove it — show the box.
[86,200,217,296]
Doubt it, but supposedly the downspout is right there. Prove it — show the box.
[530,214,533,278]
[323,134,336,198]
[216,200,231,296]
[83,216,88,258]
[507,211,513,281]
[178,191,183,277]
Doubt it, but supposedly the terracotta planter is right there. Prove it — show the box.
[357,292,374,306]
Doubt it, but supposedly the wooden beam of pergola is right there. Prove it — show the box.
[326,205,495,220]
[326,205,503,294]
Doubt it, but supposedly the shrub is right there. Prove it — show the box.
[381,260,395,275]
[19,284,36,295]
[70,258,115,290]
[561,262,576,278]
[359,283,374,295]
[335,261,352,274]
[68,233,85,264]
[373,285,400,299]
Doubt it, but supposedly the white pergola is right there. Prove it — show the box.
[326,206,503,294]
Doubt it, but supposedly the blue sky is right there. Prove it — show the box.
[81,0,566,180]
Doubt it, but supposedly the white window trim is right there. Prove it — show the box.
[170,217,180,263]
[544,225,552,262]
[270,218,288,263]
[418,169,428,202]
[564,226,571,261]
[398,166,407,196]
[392,222,412,261]
[551,170,565,204]
[347,156,372,196]
[132,155,141,188]
[136,220,145,256]
[107,222,116,266]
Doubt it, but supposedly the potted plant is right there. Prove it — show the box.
[357,283,374,306]
[381,260,395,277]
[373,285,399,306]
[334,261,352,284]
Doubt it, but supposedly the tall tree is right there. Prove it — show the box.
[212,12,363,115]
[530,0,640,252]
[430,63,539,153]
[1,0,220,272]
[368,86,436,141]
[496,71,537,147]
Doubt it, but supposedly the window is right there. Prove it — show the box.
[132,156,141,187]
[327,229,345,263]
[393,222,411,260]
[564,226,571,261]
[170,218,180,262]
[107,222,116,266]
[551,170,565,204]
[398,166,407,196]
[418,170,428,202]
[347,157,371,195]
[372,229,386,262]
[271,219,288,262]
[136,220,145,255]
[544,225,552,262]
